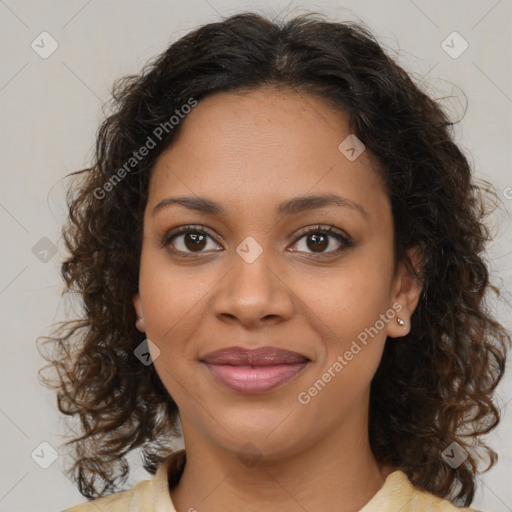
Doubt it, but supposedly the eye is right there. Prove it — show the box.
[290,225,352,255]
[161,225,221,256]
[161,224,352,258]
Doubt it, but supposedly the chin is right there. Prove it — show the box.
[201,406,315,459]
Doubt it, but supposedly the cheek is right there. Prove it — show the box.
[302,258,393,333]
[298,257,393,387]
[301,274,391,411]
[140,240,212,305]
[138,251,208,358]
[140,264,204,401]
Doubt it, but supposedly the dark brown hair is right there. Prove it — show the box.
[38,11,510,506]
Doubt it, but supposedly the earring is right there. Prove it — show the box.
[397,317,405,326]
[136,316,145,328]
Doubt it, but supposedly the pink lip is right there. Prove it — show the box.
[201,346,310,394]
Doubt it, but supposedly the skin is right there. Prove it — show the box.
[133,86,422,512]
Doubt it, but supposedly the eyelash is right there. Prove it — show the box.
[160,224,353,258]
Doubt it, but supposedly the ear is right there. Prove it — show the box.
[133,292,145,332]
[386,247,423,338]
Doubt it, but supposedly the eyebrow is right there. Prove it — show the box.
[152,194,369,220]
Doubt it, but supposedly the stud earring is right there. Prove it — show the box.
[136,316,145,328]
[397,317,405,326]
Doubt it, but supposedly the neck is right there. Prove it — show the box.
[170,406,395,512]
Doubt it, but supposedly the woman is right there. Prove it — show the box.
[39,11,510,512]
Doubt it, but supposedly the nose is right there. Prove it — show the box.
[211,246,294,330]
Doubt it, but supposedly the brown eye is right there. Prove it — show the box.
[182,232,207,251]
[163,226,222,255]
[290,226,352,255]
[306,233,329,252]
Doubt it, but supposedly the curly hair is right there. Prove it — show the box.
[37,11,510,507]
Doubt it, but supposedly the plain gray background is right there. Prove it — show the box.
[1,1,511,511]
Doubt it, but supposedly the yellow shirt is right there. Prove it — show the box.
[61,450,481,512]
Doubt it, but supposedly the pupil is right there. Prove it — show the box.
[185,233,206,251]
[308,234,327,252]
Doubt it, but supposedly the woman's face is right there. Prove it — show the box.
[134,87,420,460]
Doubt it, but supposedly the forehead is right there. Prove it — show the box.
[170,86,353,154]
[147,87,388,225]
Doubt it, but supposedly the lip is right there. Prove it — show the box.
[201,346,310,394]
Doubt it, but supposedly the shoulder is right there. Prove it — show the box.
[408,489,482,512]
[61,449,185,512]
[61,480,152,512]
[361,470,485,512]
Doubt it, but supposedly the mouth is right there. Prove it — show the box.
[200,346,310,394]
